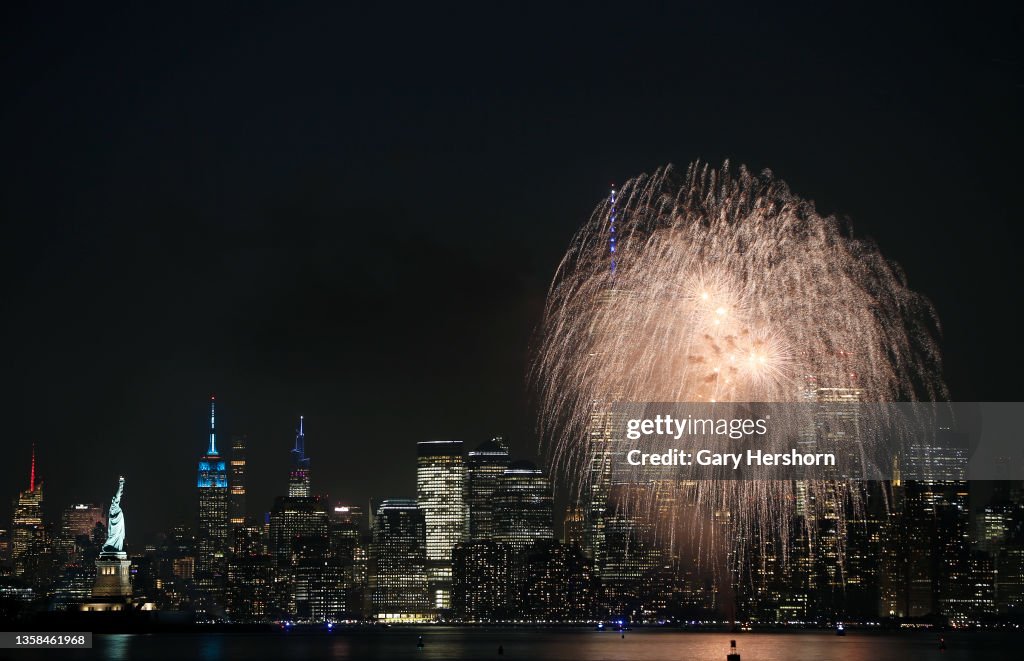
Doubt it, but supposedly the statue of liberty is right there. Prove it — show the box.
[101,476,126,554]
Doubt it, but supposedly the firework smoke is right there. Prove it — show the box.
[532,162,945,570]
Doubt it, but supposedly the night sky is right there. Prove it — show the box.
[2,3,1021,541]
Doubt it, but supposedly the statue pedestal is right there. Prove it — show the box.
[92,552,132,599]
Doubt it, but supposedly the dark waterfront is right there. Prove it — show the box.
[7,629,1021,660]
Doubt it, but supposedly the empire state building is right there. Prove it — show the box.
[196,395,228,591]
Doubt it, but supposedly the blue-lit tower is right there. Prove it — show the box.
[288,415,311,497]
[196,394,229,594]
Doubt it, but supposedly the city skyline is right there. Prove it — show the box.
[7,405,1023,627]
[2,3,1022,549]
[4,406,552,546]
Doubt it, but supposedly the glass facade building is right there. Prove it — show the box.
[493,460,554,551]
[416,440,466,611]
[369,498,429,622]
[466,437,510,541]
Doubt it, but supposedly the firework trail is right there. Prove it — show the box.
[532,161,945,569]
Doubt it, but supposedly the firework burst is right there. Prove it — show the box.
[532,161,945,569]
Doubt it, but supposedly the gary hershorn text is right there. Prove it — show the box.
[625,448,836,470]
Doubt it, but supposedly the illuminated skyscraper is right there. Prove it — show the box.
[793,380,870,619]
[288,416,311,498]
[60,504,104,540]
[229,434,247,526]
[880,429,978,622]
[416,440,467,612]
[905,476,972,622]
[585,402,616,570]
[583,186,627,571]
[329,505,364,563]
[268,419,326,619]
[493,460,554,551]
[329,504,368,620]
[369,498,430,622]
[226,524,272,622]
[11,445,45,580]
[522,539,596,622]
[54,503,110,613]
[268,496,329,569]
[57,503,105,568]
[451,540,513,622]
[267,491,330,619]
[290,532,346,622]
[563,501,587,548]
[196,395,229,592]
[466,437,510,541]
[600,508,661,620]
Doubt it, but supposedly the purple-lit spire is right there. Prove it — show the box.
[292,415,309,469]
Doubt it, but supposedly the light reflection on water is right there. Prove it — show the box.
[101,633,130,661]
[75,629,1018,661]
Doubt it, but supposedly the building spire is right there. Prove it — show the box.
[208,394,218,455]
[288,415,311,497]
[293,415,306,463]
[29,442,36,492]
[609,184,617,274]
